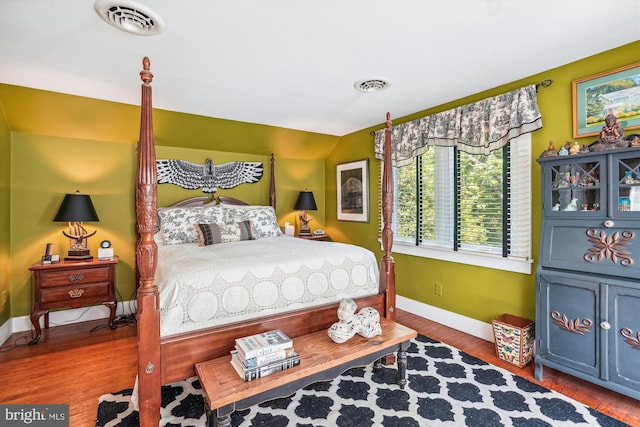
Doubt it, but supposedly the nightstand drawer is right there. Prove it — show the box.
[38,266,112,287]
[40,282,111,304]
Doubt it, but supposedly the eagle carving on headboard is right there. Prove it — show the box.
[156,158,263,193]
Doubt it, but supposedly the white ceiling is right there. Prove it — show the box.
[1,0,639,136]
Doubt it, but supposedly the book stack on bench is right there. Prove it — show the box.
[231,329,300,381]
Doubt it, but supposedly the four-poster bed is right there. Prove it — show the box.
[134,57,397,425]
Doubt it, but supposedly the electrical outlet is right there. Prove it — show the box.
[435,282,443,296]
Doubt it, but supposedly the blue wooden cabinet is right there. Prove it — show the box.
[536,147,640,400]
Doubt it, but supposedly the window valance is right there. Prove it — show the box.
[374,84,542,167]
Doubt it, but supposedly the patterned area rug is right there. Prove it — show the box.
[97,334,629,426]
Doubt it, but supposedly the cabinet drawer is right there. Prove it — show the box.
[540,219,639,278]
[38,266,111,287]
[40,282,111,304]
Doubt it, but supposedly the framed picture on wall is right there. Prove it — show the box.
[336,159,369,223]
[572,62,640,138]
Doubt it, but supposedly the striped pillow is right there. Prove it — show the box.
[195,221,254,246]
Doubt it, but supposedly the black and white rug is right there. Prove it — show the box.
[97,335,629,426]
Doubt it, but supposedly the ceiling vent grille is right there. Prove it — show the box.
[354,78,391,93]
[94,0,165,36]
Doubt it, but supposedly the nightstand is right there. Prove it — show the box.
[28,256,118,345]
[296,234,331,241]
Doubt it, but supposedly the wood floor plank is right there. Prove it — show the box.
[0,311,637,426]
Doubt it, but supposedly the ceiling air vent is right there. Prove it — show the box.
[94,0,165,36]
[354,78,392,93]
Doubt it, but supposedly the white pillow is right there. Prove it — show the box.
[222,205,282,239]
[158,205,225,245]
[154,230,165,246]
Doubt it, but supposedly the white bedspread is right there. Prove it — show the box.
[157,236,380,337]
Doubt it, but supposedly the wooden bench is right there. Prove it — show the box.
[195,319,417,427]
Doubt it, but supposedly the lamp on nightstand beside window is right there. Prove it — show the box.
[54,191,100,261]
[294,189,317,237]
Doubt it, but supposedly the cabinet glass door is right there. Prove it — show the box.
[548,160,602,214]
[614,152,640,216]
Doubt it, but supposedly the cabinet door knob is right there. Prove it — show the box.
[600,321,611,330]
[603,220,614,228]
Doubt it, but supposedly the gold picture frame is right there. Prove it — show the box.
[572,62,640,138]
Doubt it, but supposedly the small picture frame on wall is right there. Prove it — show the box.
[337,159,369,223]
[572,62,640,138]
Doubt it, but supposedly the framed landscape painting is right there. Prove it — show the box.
[572,62,640,138]
[336,159,369,222]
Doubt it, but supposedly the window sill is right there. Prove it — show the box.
[390,241,533,274]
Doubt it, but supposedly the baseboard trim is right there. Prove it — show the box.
[0,300,136,346]
[396,296,494,342]
[1,297,489,346]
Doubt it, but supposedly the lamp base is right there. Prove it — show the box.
[298,224,312,237]
[64,255,93,262]
[65,248,92,261]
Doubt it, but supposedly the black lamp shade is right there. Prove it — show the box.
[54,192,100,222]
[294,190,317,211]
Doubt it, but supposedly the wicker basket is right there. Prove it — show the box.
[491,314,534,368]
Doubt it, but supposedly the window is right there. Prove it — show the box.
[390,134,532,274]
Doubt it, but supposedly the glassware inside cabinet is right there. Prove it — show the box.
[550,161,600,212]
[617,155,640,212]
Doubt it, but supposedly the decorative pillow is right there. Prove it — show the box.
[158,205,225,245]
[195,221,254,245]
[154,231,165,246]
[222,205,282,239]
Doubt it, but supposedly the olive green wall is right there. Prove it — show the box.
[0,84,339,160]
[6,132,329,319]
[9,134,137,317]
[327,41,639,324]
[0,104,11,325]
[1,41,637,327]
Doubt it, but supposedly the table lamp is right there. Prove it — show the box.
[54,191,100,261]
[294,190,317,236]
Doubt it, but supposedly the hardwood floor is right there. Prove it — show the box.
[0,310,637,426]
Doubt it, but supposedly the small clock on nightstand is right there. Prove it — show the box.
[98,240,114,260]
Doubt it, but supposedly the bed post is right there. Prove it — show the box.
[136,57,161,427]
[269,153,276,209]
[380,112,396,321]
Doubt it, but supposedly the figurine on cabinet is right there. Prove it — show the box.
[540,142,557,158]
[569,141,580,155]
[563,198,578,211]
[592,113,628,151]
[600,113,624,143]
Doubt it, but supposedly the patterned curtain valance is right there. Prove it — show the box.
[374,84,542,167]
